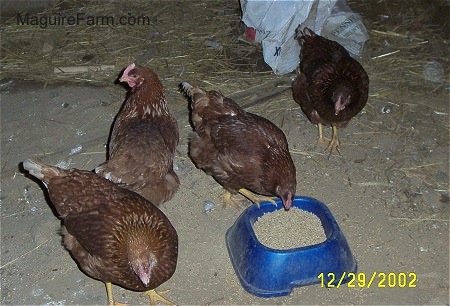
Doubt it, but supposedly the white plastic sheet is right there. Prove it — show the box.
[240,0,369,75]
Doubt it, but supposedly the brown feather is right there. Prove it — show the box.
[23,159,178,292]
[96,64,179,205]
[181,82,297,210]
[292,27,369,128]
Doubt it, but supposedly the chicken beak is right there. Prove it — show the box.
[335,95,351,115]
[135,263,151,287]
[138,270,151,287]
[335,96,343,115]
[120,63,136,82]
[283,196,292,211]
[119,75,128,83]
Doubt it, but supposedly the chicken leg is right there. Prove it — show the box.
[222,189,277,209]
[105,282,126,306]
[315,123,331,147]
[222,190,247,209]
[238,188,277,207]
[142,289,174,306]
[315,124,341,157]
[326,125,341,157]
[105,282,174,306]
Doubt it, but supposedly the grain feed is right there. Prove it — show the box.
[253,207,326,249]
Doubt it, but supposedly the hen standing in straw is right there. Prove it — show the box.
[292,27,369,156]
[96,64,179,205]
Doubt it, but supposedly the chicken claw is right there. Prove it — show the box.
[315,123,331,147]
[222,190,246,209]
[315,124,342,158]
[106,282,127,306]
[238,188,277,207]
[105,282,174,306]
[325,125,342,157]
[142,289,175,306]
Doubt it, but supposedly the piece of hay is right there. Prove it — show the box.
[53,65,115,74]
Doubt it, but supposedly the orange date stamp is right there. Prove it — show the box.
[318,272,417,288]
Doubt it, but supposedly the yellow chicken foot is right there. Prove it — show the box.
[315,123,331,147]
[238,188,277,207]
[315,124,342,157]
[222,190,246,209]
[105,282,126,306]
[325,125,342,157]
[142,289,175,306]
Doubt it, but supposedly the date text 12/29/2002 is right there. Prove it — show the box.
[318,272,417,289]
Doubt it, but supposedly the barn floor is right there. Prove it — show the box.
[1,0,449,305]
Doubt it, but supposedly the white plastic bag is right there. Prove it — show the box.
[240,0,369,75]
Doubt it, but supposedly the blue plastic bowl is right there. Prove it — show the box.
[226,196,357,297]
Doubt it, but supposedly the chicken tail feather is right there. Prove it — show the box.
[179,82,193,96]
[179,82,204,98]
[23,159,62,183]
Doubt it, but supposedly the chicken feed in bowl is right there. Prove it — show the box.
[226,196,357,297]
[253,207,326,250]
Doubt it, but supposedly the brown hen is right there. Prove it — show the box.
[96,63,179,205]
[180,82,297,210]
[23,159,178,305]
[292,27,369,156]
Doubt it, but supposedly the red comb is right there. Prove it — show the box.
[120,63,136,82]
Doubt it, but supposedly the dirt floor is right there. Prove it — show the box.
[1,0,449,305]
